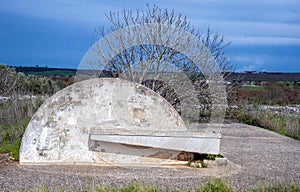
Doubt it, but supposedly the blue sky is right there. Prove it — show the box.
[0,0,299,72]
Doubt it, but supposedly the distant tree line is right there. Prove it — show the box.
[14,66,76,75]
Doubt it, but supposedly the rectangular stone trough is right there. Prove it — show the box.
[88,129,221,156]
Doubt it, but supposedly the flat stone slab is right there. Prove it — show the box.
[89,129,221,154]
[90,129,221,138]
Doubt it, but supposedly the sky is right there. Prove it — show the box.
[0,0,299,72]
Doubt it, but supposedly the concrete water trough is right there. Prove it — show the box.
[20,78,221,166]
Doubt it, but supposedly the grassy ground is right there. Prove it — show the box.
[0,96,44,159]
[241,85,263,90]
[227,105,300,140]
[23,179,300,192]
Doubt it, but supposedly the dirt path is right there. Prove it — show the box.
[0,123,299,191]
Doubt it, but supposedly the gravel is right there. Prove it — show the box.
[0,123,299,191]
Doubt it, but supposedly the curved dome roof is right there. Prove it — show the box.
[20,78,186,165]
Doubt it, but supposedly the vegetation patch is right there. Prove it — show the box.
[185,153,223,168]
[226,105,300,141]
[197,178,234,192]
[241,85,263,91]
[0,138,21,160]
[22,179,300,192]
[252,182,300,192]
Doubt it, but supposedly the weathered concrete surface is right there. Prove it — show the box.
[20,78,220,165]
[20,78,186,165]
[89,130,221,155]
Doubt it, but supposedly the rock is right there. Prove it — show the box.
[190,161,201,168]
[176,152,194,161]
[213,158,227,167]
[0,153,11,164]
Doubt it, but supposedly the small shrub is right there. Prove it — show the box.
[197,178,234,192]
[0,138,21,160]
[185,161,192,166]
[206,154,224,159]
[252,183,300,192]
[199,160,208,168]
[96,183,161,192]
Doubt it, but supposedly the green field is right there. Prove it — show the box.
[26,70,76,76]
[13,66,77,76]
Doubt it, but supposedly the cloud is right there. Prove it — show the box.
[1,0,300,71]
[1,0,299,36]
[189,18,300,46]
[1,1,299,46]
[240,64,263,72]
[227,37,300,46]
[164,0,300,22]
[190,19,300,37]
[233,56,265,72]
[232,54,300,72]
[159,0,300,47]
[0,0,116,25]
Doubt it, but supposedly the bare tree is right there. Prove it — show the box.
[94,5,232,73]
[77,4,231,123]
[0,64,26,96]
